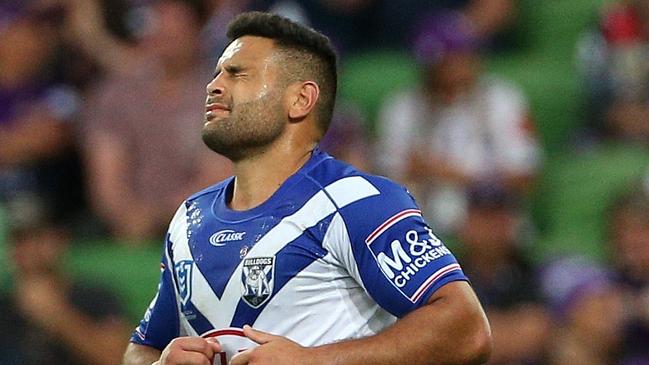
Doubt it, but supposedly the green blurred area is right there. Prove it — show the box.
[1,0,647,322]
[63,241,162,321]
[533,143,649,261]
[0,228,162,322]
[339,0,649,265]
[340,0,610,151]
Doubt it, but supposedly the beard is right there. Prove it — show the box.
[201,89,285,162]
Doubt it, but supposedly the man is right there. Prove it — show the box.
[541,257,628,365]
[376,10,540,234]
[82,0,231,241]
[457,184,549,364]
[123,12,492,365]
[1,200,128,365]
[607,186,649,364]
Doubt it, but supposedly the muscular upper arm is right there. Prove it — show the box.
[336,178,469,317]
[122,342,162,365]
[421,281,492,363]
[427,279,480,306]
[311,280,492,365]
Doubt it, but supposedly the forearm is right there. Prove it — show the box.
[85,136,157,237]
[0,116,70,166]
[90,172,135,227]
[85,136,132,220]
[311,282,492,365]
[67,0,140,73]
[123,343,162,365]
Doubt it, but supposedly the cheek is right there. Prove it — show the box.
[239,85,282,112]
[256,82,271,98]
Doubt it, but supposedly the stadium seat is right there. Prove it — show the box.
[339,49,419,132]
[65,240,162,320]
[532,144,649,261]
[485,0,608,153]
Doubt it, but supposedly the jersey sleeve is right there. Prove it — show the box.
[130,235,180,350]
[336,176,468,317]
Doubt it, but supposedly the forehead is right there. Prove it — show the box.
[217,36,277,67]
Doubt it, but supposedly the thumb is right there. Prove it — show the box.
[242,325,276,344]
[229,348,252,365]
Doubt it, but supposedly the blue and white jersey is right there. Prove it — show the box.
[131,148,467,362]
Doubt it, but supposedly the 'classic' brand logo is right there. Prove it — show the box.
[210,230,246,247]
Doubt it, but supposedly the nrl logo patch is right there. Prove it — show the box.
[175,260,193,309]
[241,256,275,308]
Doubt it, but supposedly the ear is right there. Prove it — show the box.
[287,81,320,120]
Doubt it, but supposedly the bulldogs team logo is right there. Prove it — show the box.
[241,257,275,308]
[175,260,193,309]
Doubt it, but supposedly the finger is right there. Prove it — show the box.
[242,325,275,344]
[205,337,222,354]
[206,337,221,344]
[229,348,253,365]
[173,337,219,358]
[165,349,212,365]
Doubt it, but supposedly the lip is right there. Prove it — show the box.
[205,103,230,122]
[206,103,230,113]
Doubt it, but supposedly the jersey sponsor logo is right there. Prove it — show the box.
[375,228,449,286]
[175,260,194,308]
[241,256,275,308]
[210,229,246,247]
[366,210,459,302]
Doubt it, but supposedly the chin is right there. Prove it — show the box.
[201,132,240,161]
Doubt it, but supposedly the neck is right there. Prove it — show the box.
[229,140,315,211]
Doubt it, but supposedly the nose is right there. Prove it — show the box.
[206,74,224,96]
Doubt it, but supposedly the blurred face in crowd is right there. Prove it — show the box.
[568,285,627,349]
[202,36,287,161]
[11,228,67,277]
[0,18,54,85]
[140,1,202,63]
[426,51,481,102]
[611,206,649,282]
[460,205,516,256]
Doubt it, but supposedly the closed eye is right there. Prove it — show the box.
[225,65,242,74]
[212,65,247,80]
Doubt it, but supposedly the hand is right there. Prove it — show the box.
[15,275,69,331]
[229,325,312,365]
[158,337,221,365]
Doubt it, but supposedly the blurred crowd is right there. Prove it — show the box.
[0,0,648,364]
